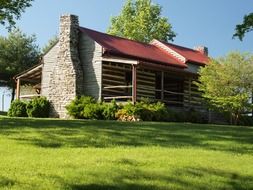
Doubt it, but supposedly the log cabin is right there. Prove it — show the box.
[14,14,210,119]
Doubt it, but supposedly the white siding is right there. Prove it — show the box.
[41,43,59,97]
[79,32,103,100]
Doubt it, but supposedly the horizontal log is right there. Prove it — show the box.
[103,96,132,100]
[103,78,125,84]
[20,94,40,99]
[102,68,125,75]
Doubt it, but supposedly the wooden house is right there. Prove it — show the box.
[14,14,209,118]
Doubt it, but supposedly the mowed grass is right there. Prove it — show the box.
[0,117,253,190]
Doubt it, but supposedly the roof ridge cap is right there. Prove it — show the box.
[163,41,200,52]
[150,39,187,63]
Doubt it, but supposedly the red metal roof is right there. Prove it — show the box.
[79,27,187,68]
[160,41,209,65]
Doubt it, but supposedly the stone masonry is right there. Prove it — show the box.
[48,14,84,118]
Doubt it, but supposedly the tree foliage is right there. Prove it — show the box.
[0,28,40,99]
[42,35,58,54]
[197,52,253,124]
[0,0,33,30]
[107,0,176,43]
[233,13,253,41]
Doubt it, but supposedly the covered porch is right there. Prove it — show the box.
[101,58,202,109]
[14,64,42,100]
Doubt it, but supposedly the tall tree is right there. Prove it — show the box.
[0,28,40,100]
[233,13,253,40]
[196,52,253,124]
[107,0,176,43]
[0,0,33,30]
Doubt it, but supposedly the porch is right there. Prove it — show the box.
[14,60,203,110]
[101,60,202,109]
[14,64,42,100]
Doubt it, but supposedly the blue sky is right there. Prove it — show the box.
[0,0,253,111]
[0,0,252,57]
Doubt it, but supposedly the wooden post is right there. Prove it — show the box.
[161,71,164,100]
[132,65,137,103]
[16,78,21,100]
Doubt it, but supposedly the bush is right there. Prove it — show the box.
[116,99,169,121]
[169,108,207,123]
[66,96,208,123]
[8,100,27,117]
[102,99,120,120]
[0,111,7,116]
[26,97,50,118]
[116,102,141,121]
[66,96,105,119]
[66,96,96,119]
[238,115,253,126]
[82,102,104,120]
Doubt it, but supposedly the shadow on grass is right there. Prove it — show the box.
[67,166,253,190]
[0,117,253,153]
[0,176,15,188]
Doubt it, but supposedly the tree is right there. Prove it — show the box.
[197,52,253,125]
[0,28,40,100]
[233,13,253,41]
[42,35,58,54]
[107,0,176,43]
[0,0,33,30]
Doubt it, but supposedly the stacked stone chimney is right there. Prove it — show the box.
[194,46,208,56]
[48,14,83,118]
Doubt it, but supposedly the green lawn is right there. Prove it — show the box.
[0,117,252,190]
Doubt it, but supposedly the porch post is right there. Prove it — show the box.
[161,71,164,100]
[16,78,21,100]
[132,64,137,103]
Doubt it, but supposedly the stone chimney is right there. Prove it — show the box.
[194,46,208,56]
[48,14,83,118]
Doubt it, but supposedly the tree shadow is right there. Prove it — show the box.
[0,176,15,188]
[66,166,253,190]
[0,118,253,154]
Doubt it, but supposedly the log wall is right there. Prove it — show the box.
[102,62,132,101]
[136,68,156,100]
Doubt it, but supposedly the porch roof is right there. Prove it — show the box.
[14,63,42,82]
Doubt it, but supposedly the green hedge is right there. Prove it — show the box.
[8,97,50,118]
[0,111,7,116]
[66,96,207,123]
[26,97,50,118]
[8,100,28,117]
[66,96,119,120]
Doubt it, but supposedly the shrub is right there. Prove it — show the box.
[135,99,169,121]
[174,108,207,123]
[66,96,96,119]
[66,96,105,119]
[116,99,169,121]
[0,111,7,116]
[102,99,119,120]
[238,115,253,126]
[82,102,104,120]
[116,102,141,121]
[8,100,27,117]
[26,97,50,118]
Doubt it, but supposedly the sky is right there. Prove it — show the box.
[0,0,253,111]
